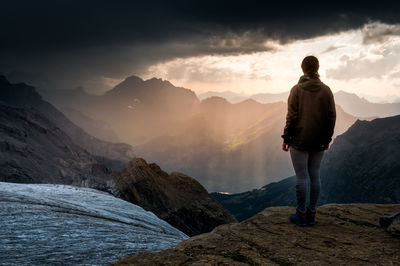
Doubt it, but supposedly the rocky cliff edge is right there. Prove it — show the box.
[111,204,400,265]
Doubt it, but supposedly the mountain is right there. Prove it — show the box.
[320,115,400,203]
[0,182,187,265]
[197,90,249,103]
[114,158,237,236]
[111,204,400,265]
[212,115,400,221]
[135,97,360,193]
[358,92,400,104]
[0,76,135,165]
[198,90,290,104]
[0,103,117,192]
[41,75,200,145]
[245,90,400,118]
[334,90,400,117]
[250,91,290,103]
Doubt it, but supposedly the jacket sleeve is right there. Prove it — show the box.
[325,88,336,145]
[282,86,298,144]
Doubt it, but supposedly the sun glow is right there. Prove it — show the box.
[145,23,400,101]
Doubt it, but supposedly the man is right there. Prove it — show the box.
[281,55,336,226]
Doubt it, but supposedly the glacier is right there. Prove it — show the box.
[0,182,188,265]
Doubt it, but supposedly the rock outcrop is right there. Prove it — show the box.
[114,158,237,236]
[380,212,400,237]
[0,182,187,265]
[112,204,400,265]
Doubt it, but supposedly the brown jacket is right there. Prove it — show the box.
[282,74,336,151]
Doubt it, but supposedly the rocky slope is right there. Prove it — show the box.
[111,204,400,265]
[115,158,237,236]
[0,182,187,265]
[213,115,400,221]
[0,103,116,192]
[60,106,121,143]
[0,75,134,164]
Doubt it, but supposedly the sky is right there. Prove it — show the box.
[1,1,400,101]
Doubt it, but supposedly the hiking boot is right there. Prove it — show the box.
[290,210,307,226]
[306,207,316,225]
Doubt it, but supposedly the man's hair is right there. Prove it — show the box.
[301,56,319,75]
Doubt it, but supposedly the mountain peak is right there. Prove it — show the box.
[237,98,260,105]
[106,75,144,96]
[201,96,230,105]
[335,90,360,98]
[144,77,174,88]
[123,75,144,84]
[0,77,43,105]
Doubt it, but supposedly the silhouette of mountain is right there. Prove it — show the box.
[197,90,290,104]
[333,90,400,117]
[114,158,237,236]
[0,76,135,164]
[250,91,290,103]
[241,89,400,118]
[212,115,400,221]
[197,90,249,103]
[41,75,200,145]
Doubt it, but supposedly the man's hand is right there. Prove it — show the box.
[325,144,330,150]
[282,143,289,152]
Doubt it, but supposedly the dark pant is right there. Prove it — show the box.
[289,147,324,214]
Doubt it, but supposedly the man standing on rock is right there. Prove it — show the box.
[281,55,336,226]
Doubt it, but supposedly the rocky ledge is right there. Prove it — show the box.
[111,204,400,265]
[114,158,237,236]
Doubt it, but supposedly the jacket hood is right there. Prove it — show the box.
[297,74,323,92]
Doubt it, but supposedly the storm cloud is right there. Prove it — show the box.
[1,0,400,92]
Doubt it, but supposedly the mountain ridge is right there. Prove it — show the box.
[0,75,135,163]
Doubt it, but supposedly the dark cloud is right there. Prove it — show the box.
[1,0,400,92]
[362,22,400,44]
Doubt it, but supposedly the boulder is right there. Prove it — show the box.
[114,158,237,236]
[381,212,400,237]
